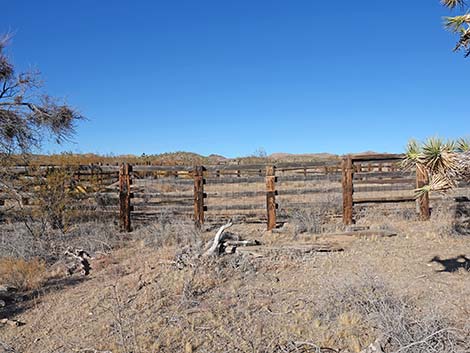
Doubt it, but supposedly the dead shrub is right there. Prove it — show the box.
[314,273,470,353]
[0,220,120,263]
[0,257,46,291]
[32,168,83,232]
[289,195,342,235]
[137,219,203,251]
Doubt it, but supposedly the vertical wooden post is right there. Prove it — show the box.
[416,166,430,221]
[194,166,205,227]
[342,155,354,225]
[119,163,132,232]
[266,165,277,231]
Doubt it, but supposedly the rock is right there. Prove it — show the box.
[0,318,25,327]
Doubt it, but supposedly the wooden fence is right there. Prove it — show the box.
[341,154,429,225]
[0,154,443,231]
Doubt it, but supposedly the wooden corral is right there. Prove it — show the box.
[2,154,467,232]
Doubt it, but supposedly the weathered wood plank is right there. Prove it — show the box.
[416,166,430,220]
[194,166,205,226]
[342,155,354,225]
[277,174,342,183]
[353,195,415,204]
[353,184,414,193]
[350,153,405,161]
[354,178,415,185]
[266,166,277,231]
[353,171,411,179]
[119,163,132,232]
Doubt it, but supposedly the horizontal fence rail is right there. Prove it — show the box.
[2,155,467,231]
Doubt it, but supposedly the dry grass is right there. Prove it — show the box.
[0,257,46,291]
[0,220,123,263]
[0,218,468,352]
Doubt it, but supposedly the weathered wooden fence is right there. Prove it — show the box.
[341,154,430,225]
[1,154,456,232]
[117,155,433,231]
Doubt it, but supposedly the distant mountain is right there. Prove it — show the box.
[268,152,339,162]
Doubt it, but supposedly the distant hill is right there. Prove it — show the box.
[268,152,339,162]
[14,150,393,166]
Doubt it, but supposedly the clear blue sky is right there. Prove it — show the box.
[2,0,468,157]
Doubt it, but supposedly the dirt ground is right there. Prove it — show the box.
[1,219,469,353]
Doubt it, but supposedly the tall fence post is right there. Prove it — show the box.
[119,163,132,232]
[266,165,277,231]
[416,166,430,221]
[342,155,354,225]
[194,166,205,227]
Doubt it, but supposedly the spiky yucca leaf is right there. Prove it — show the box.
[444,14,470,33]
[429,173,456,192]
[454,28,470,56]
[414,173,455,197]
[421,138,457,175]
[456,138,470,152]
[441,0,466,9]
[402,139,422,171]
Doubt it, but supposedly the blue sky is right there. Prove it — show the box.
[2,0,469,157]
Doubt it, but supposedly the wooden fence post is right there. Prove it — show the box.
[342,155,354,225]
[119,163,132,232]
[266,165,277,231]
[194,166,205,227]
[416,166,430,221]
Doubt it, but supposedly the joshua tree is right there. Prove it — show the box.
[0,34,82,157]
[404,138,470,194]
[441,0,470,57]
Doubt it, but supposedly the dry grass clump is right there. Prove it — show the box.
[136,219,203,251]
[314,273,470,353]
[0,220,121,263]
[0,257,46,291]
[289,195,342,235]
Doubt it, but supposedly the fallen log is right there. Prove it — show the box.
[324,230,397,238]
[224,239,260,247]
[203,221,233,256]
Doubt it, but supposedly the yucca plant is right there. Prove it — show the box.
[403,137,470,196]
[441,0,470,57]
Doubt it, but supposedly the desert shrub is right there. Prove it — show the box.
[137,219,203,250]
[0,221,120,262]
[289,195,342,235]
[32,168,83,231]
[0,257,46,291]
[314,273,470,353]
[430,195,470,237]
[290,207,324,234]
